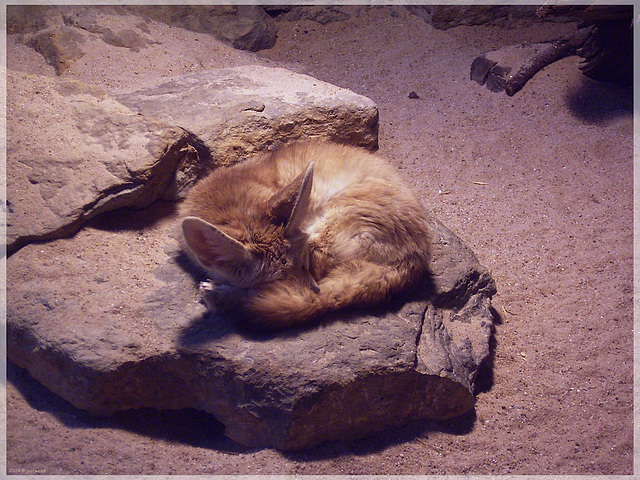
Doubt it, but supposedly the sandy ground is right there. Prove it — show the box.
[6,6,634,475]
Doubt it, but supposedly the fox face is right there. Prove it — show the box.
[181,161,318,290]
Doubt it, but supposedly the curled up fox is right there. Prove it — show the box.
[180,141,431,329]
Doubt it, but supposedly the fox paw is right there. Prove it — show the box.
[199,281,244,312]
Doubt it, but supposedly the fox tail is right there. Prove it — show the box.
[244,259,425,329]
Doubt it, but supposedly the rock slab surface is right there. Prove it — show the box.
[9,5,277,61]
[115,65,379,171]
[128,5,278,52]
[7,59,493,450]
[7,201,495,450]
[7,66,378,255]
[6,70,192,255]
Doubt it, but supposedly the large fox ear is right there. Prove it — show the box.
[181,216,249,271]
[268,161,314,235]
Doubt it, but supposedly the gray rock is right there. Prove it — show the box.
[16,5,275,72]
[7,5,131,37]
[269,6,353,25]
[116,65,379,189]
[406,5,555,30]
[7,5,63,35]
[20,8,158,72]
[7,66,378,254]
[100,28,153,51]
[128,5,277,52]
[25,26,87,74]
[7,201,495,450]
[61,7,108,35]
[6,71,193,255]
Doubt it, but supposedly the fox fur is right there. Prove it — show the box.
[180,141,431,329]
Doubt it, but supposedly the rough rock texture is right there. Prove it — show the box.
[7,66,378,255]
[10,5,277,58]
[7,5,62,35]
[11,6,119,74]
[265,6,353,25]
[406,5,569,30]
[127,5,277,52]
[60,6,111,35]
[115,65,379,174]
[7,201,495,450]
[99,28,153,51]
[6,70,193,256]
[25,26,87,74]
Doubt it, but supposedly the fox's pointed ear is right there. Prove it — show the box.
[268,162,314,235]
[181,216,248,270]
[285,161,314,235]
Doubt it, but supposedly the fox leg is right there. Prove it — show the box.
[199,281,247,313]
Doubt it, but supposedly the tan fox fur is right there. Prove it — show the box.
[180,141,431,329]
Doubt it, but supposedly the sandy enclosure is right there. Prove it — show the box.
[6,6,633,475]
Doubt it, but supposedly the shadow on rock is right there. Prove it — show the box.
[176,304,384,347]
[176,311,239,346]
[8,355,478,456]
[87,200,179,233]
[7,359,249,453]
[176,277,432,348]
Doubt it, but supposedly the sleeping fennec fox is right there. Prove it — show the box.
[180,141,431,329]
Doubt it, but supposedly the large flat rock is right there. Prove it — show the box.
[6,70,192,255]
[115,65,379,172]
[7,62,492,450]
[7,201,495,450]
[7,66,379,255]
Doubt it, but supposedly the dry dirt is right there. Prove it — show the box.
[5,6,634,475]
